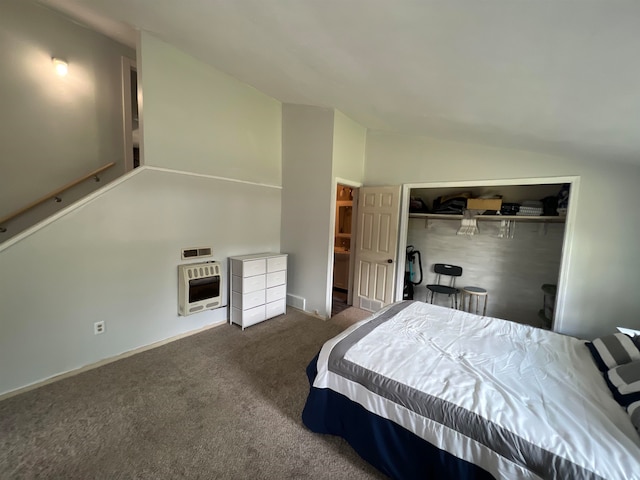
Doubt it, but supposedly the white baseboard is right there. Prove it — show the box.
[307,311,329,321]
[286,293,306,311]
[0,320,227,402]
[285,294,329,319]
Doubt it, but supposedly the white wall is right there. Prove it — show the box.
[332,110,366,182]
[0,168,281,396]
[281,107,367,317]
[330,111,366,310]
[281,104,335,317]
[365,131,640,339]
[0,0,134,220]
[140,32,282,186]
[0,32,283,396]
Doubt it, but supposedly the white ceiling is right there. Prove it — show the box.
[40,0,640,165]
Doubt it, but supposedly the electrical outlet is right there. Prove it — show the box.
[94,321,105,335]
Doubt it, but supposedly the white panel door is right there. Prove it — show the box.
[353,186,401,311]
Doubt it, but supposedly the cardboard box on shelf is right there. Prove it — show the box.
[466,198,503,211]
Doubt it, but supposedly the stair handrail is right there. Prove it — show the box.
[0,162,115,230]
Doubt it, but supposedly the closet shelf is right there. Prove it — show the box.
[408,213,566,223]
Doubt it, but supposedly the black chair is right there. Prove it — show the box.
[426,264,463,309]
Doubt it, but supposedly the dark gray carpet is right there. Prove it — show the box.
[0,309,386,479]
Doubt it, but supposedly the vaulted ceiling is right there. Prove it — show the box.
[41,0,640,165]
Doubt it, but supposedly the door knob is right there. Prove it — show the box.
[387,259,393,264]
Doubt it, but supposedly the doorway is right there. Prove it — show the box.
[331,183,356,316]
[121,57,140,171]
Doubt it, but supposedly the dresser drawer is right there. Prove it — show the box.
[232,274,265,294]
[232,289,265,310]
[231,305,266,328]
[266,284,286,303]
[266,270,286,288]
[267,255,287,273]
[231,258,266,277]
[266,298,286,318]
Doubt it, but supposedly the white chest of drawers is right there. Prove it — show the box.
[229,253,287,329]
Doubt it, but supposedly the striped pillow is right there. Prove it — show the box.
[586,333,640,372]
[629,401,640,434]
[606,361,640,406]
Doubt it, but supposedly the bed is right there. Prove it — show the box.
[302,301,640,479]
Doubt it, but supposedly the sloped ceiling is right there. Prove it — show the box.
[40,0,640,165]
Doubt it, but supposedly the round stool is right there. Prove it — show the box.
[461,286,488,316]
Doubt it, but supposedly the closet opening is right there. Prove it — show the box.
[397,177,578,331]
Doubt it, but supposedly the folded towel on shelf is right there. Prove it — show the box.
[517,207,544,216]
[517,200,544,216]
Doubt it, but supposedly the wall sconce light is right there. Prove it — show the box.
[52,58,68,76]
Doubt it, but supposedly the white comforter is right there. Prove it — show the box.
[313,301,640,480]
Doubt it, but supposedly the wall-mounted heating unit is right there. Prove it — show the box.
[178,261,222,316]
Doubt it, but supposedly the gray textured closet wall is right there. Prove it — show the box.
[406,217,565,328]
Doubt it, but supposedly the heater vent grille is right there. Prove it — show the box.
[182,246,213,260]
